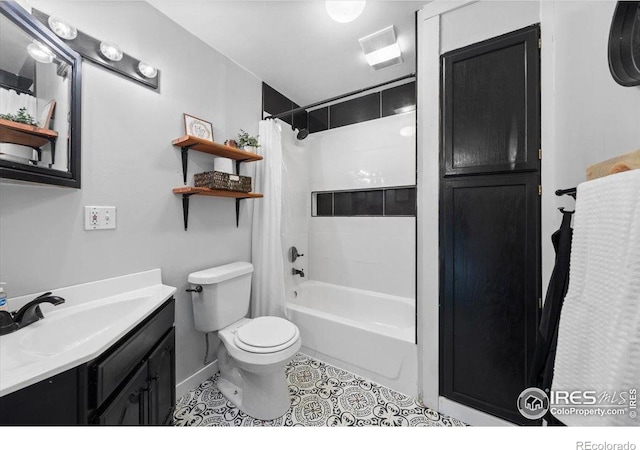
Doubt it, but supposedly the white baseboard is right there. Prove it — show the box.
[176,360,219,400]
[438,397,516,427]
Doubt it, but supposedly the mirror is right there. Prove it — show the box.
[0,2,81,188]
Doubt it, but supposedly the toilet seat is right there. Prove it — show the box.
[234,317,299,354]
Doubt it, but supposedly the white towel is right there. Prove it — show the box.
[551,169,640,426]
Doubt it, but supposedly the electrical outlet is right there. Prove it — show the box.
[84,206,116,230]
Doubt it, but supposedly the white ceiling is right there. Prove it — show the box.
[148,1,427,106]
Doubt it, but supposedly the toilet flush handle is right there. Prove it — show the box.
[186,285,203,293]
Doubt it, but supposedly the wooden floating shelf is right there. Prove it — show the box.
[172,135,262,162]
[172,186,263,199]
[172,187,263,229]
[0,118,58,150]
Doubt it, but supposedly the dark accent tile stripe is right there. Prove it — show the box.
[382,81,416,117]
[334,190,383,216]
[313,187,416,217]
[308,107,329,133]
[384,187,417,216]
[329,92,381,129]
[316,193,333,216]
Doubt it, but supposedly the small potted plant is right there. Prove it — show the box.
[0,107,38,126]
[237,129,261,152]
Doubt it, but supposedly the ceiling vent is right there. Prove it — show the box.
[358,25,403,70]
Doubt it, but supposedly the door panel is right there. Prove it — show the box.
[441,174,539,424]
[148,329,176,425]
[442,25,540,176]
[97,362,148,425]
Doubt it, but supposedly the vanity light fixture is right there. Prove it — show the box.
[137,61,158,79]
[99,41,123,62]
[27,40,55,64]
[359,25,404,70]
[325,1,366,23]
[48,16,77,40]
[32,8,160,90]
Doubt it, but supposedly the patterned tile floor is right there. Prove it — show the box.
[174,353,466,427]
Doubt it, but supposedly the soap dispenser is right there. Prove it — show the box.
[0,282,7,312]
[0,282,18,336]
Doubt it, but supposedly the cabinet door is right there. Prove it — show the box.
[148,329,176,425]
[440,173,539,424]
[442,25,540,176]
[96,362,148,425]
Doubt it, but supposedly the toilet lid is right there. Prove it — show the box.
[235,317,298,353]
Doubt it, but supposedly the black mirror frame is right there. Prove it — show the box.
[0,1,82,188]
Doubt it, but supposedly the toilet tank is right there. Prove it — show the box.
[188,262,253,332]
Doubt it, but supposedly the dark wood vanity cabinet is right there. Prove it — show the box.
[96,328,176,425]
[0,297,175,426]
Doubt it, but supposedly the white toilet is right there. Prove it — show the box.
[188,262,301,420]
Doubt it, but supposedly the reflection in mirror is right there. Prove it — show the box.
[0,13,69,170]
[0,2,80,188]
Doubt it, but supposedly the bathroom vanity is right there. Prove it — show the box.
[0,270,177,425]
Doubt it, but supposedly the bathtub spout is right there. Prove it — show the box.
[292,268,305,277]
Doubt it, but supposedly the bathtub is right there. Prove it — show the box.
[285,280,418,397]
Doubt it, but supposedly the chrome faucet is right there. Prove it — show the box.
[292,268,305,278]
[0,292,65,335]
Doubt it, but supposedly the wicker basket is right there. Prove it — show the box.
[194,171,252,193]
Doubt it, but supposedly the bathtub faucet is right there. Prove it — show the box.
[292,268,305,278]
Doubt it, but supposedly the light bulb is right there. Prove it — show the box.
[48,16,77,40]
[326,1,366,23]
[27,40,54,64]
[137,61,157,78]
[99,41,123,62]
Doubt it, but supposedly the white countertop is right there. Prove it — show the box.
[0,269,177,397]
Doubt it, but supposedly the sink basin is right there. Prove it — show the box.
[18,296,153,357]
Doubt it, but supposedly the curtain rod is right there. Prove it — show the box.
[265,73,416,120]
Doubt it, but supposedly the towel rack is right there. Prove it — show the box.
[556,187,577,214]
[555,187,577,199]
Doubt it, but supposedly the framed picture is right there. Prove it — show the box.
[184,113,214,141]
[38,100,56,129]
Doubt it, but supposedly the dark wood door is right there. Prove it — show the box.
[148,329,176,425]
[96,362,148,425]
[440,25,541,425]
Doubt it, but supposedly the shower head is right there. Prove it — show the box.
[295,128,309,140]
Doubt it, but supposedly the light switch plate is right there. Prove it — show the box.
[84,206,116,230]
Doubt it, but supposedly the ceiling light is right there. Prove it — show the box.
[99,41,123,62]
[137,61,158,79]
[48,16,77,40]
[359,25,404,70]
[27,40,54,64]
[365,43,402,68]
[326,1,366,23]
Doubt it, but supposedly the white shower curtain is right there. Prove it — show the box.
[251,119,286,318]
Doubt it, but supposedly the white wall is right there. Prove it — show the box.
[418,0,640,422]
[0,1,261,389]
[307,112,416,298]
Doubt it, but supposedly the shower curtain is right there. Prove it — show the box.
[251,119,286,318]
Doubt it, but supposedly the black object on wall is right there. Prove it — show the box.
[31,9,159,90]
[262,78,416,134]
[608,1,640,86]
[312,186,416,217]
[0,1,82,189]
[440,25,541,426]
